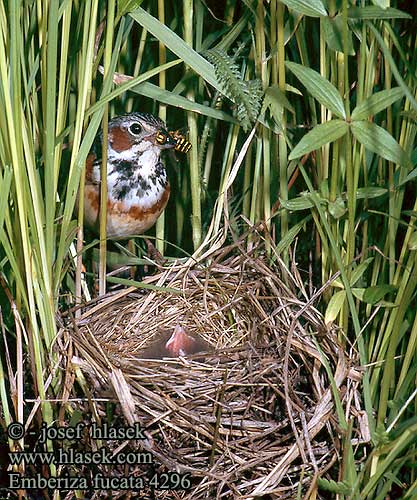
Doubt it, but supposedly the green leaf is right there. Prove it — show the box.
[371,0,389,7]
[330,258,374,295]
[363,285,397,305]
[400,110,417,124]
[104,275,182,294]
[261,85,295,133]
[351,121,410,167]
[352,288,365,301]
[328,198,346,219]
[280,193,315,211]
[351,257,374,287]
[331,278,344,289]
[275,216,311,254]
[0,166,12,234]
[355,187,388,199]
[367,22,417,114]
[279,0,327,17]
[412,146,417,165]
[322,15,355,55]
[131,82,238,124]
[351,88,404,120]
[206,48,263,131]
[396,166,417,187]
[285,83,303,96]
[289,120,348,160]
[402,210,417,218]
[86,59,182,116]
[263,84,295,115]
[286,61,346,118]
[347,6,411,20]
[409,231,417,251]
[215,9,253,52]
[318,478,351,494]
[353,289,397,308]
[130,7,224,96]
[325,290,346,324]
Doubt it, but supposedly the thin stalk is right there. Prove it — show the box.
[377,252,417,425]
[183,0,201,249]
[319,18,329,182]
[320,10,332,291]
[74,0,98,309]
[201,91,221,188]
[384,28,395,286]
[176,173,187,247]
[358,19,368,264]
[271,0,278,86]
[62,0,99,298]
[277,1,288,253]
[242,144,252,218]
[156,0,167,254]
[214,124,240,234]
[0,312,12,435]
[126,25,147,113]
[55,1,72,187]
[43,0,58,274]
[341,0,355,338]
[250,138,263,225]
[255,1,271,248]
[99,0,116,296]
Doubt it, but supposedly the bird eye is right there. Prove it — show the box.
[129,123,142,135]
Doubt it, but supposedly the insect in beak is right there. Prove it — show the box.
[169,129,192,154]
[155,129,176,149]
[156,127,192,154]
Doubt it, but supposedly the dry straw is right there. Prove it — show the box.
[61,229,365,498]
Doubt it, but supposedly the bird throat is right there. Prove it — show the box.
[106,147,168,210]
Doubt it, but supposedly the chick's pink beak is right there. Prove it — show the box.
[165,325,198,356]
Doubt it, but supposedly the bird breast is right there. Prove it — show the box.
[83,147,170,238]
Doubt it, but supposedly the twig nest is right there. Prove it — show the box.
[66,236,360,498]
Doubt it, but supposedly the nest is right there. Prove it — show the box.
[63,234,362,499]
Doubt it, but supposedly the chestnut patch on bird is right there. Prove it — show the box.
[109,126,135,152]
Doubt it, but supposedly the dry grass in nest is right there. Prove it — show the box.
[61,233,363,499]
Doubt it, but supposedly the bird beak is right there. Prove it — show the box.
[154,129,176,149]
[165,325,197,356]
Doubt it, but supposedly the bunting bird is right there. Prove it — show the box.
[83,112,177,238]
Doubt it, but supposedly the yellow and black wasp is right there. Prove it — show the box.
[169,128,192,154]
[156,127,192,154]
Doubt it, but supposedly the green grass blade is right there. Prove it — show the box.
[43,0,59,270]
[351,87,404,121]
[289,120,348,159]
[279,0,327,17]
[367,21,417,113]
[130,7,224,95]
[351,120,410,167]
[348,6,411,20]
[286,61,346,118]
[131,81,238,123]
[0,167,12,232]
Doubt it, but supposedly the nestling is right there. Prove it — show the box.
[140,325,210,359]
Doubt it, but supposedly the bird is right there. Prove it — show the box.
[139,325,210,359]
[83,112,177,239]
